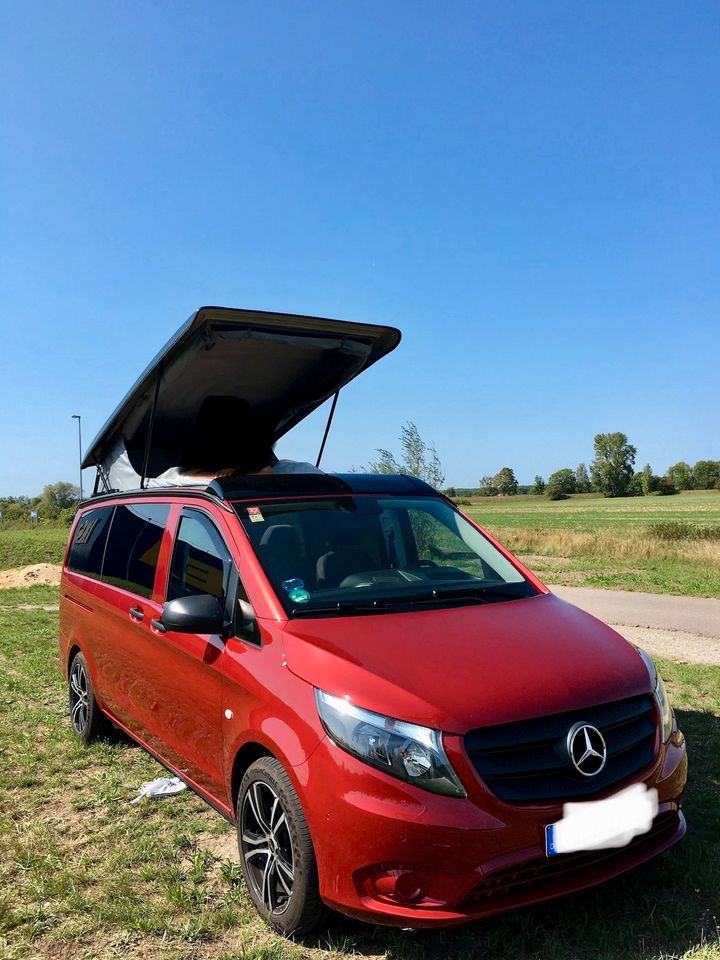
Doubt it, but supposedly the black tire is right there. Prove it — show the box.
[68,651,107,743]
[237,757,325,936]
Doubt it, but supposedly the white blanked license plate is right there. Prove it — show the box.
[545,783,658,857]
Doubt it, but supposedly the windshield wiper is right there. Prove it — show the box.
[429,585,525,600]
[290,585,529,617]
[401,589,491,606]
[389,585,530,607]
[291,600,395,617]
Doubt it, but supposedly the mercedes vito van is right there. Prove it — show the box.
[59,307,687,935]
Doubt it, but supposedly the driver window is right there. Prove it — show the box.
[168,511,233,602]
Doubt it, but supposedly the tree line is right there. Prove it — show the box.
[477,433,720,499]
[0,482,80,525]
[3,430,717,521]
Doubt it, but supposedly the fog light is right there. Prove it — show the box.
[374,868,426,904]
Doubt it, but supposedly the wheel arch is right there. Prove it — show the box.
[230,741,275,811]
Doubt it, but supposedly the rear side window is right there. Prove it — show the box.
[168,511,232,602]
[102,503,170,598]
[67,507,113,579]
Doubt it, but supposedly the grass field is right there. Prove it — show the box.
[0,527,68,571]
[1,588,719,960]
[464,490,720,598]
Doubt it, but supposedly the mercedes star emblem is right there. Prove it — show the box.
[566,722,607,777]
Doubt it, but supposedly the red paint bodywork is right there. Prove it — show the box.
[58,490,687,927]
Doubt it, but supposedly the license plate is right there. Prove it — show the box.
[545,783,658,857]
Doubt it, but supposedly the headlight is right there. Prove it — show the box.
[315,689,466,797]
[634,646,674,743]
[655,673,674,742]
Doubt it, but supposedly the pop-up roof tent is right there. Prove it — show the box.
[83,306,401,494]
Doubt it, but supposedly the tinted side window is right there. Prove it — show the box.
[102,503,170,598]
[168,512,232,602]
[67,507,114,579]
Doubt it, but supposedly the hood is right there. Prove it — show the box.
[83,306,401,485]
[282,593,652,733]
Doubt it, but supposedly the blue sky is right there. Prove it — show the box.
[1,1,718,496]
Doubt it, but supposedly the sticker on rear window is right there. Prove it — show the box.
[247,507,264,523]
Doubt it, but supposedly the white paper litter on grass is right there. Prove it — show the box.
[128,776,187,805]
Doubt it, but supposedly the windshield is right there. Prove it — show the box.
[235,495,538,616]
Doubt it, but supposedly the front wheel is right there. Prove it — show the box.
[237,757,325,936]
[68,651,107,742]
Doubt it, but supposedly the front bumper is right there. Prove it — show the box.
[301,728,687,927]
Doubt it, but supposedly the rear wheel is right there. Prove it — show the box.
[237,757,325,936]
[68,651,107,742]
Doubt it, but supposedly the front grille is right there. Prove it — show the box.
[464,693,657,803]
[464,811,679,905]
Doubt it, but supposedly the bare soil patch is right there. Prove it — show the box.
[195,828,238,862]
[0,563,61,589]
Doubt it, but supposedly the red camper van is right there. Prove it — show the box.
[59,307,687,935]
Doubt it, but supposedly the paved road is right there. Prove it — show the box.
[548,585,720,638]
[549,585,720,665]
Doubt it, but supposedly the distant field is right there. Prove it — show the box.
[464,491,720,598]
[464,489,720,531]
[0,527,68,571]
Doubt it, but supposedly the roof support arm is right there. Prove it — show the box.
[315,390,339,469]
[140,367,163,489]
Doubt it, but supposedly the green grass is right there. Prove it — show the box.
[0,526,68,570]
[463,491,720,597]
[1,586,718,960]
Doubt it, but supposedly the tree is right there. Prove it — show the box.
[2,502,27,522]
[531,475,545,495]
[545,484,568,501]
[627,473,644,497]
[37,482,80,520]
[641,463,657,496]
[478,476,499,497]
[366,421,445,489]
[590,433,637,498]
[692,460,720,490]
[575,463,591,493]
[493,467,518,496]
[547,468,576,495]
[666,461,693,491]
[657,477,677,496]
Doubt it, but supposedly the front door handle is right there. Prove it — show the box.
[129,606,144,622]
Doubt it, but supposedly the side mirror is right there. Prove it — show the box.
[156,594,226,635]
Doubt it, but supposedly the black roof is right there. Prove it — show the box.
[209,473,439,501]
[82,473,439,508]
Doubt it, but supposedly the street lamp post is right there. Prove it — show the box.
[72,415,83,502]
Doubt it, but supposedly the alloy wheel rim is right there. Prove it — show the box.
[240,781,294,914]
[69,660,89,734]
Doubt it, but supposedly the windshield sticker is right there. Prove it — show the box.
[281,578,305,593]
[247,507,264,523]
[288,587,311,604]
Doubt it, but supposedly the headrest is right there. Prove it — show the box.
[259,524,301,554]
